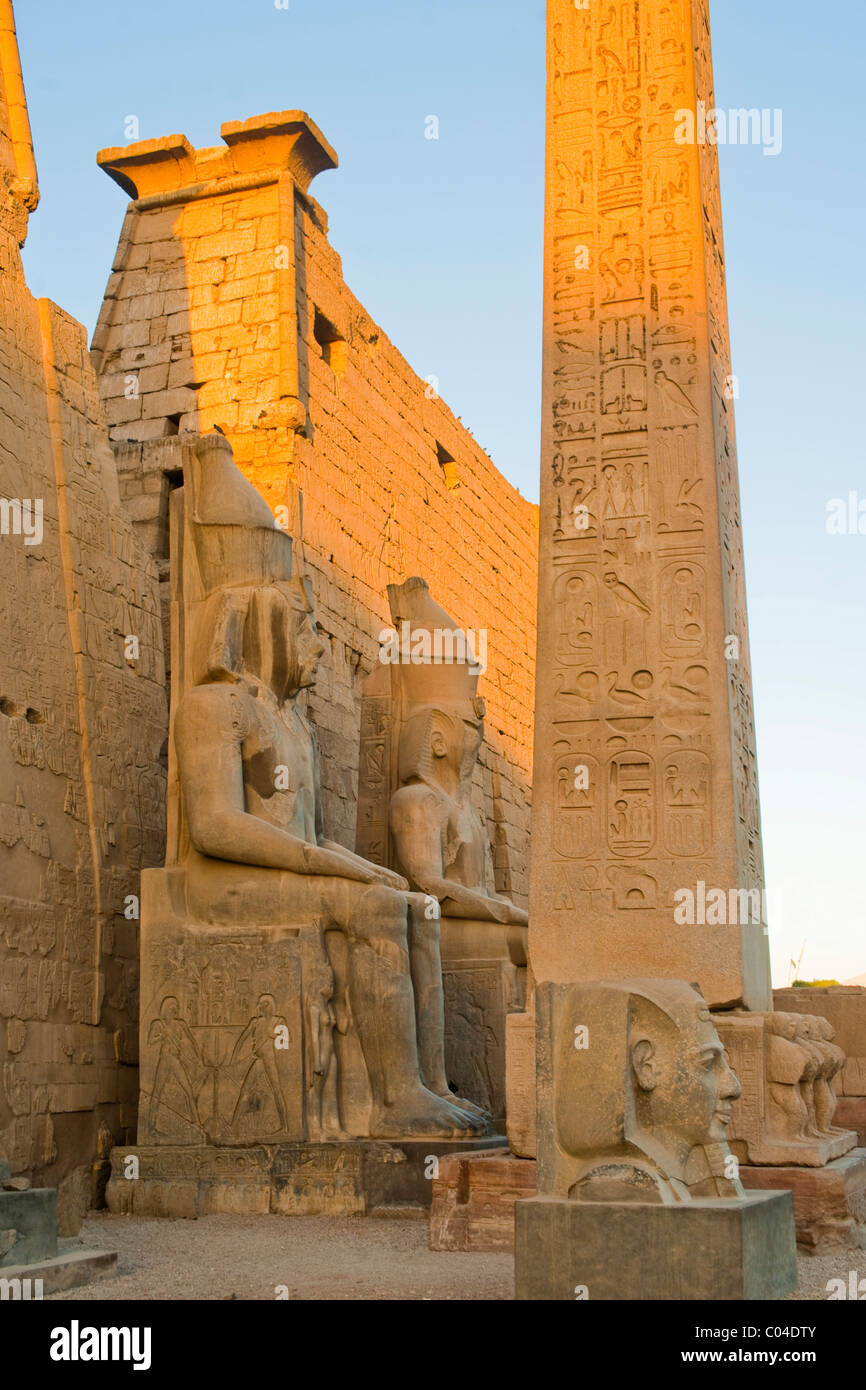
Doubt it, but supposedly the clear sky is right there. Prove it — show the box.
[15,0,866,986]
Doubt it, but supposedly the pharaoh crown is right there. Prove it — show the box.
[187,432,298,597]
[386,576,484,720]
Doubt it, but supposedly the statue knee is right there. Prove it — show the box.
[355,883,409,945]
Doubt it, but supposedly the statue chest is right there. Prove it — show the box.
[442,803,486,886]
[241,704,317,836]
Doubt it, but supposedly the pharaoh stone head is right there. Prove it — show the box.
[191,579,324,699]
[185,433,324,700]
[627,987,741,1153]
[386,576,486,797]
[398,703,484,790]
[541,979,743,1203]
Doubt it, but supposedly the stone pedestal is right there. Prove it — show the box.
[0,1187,57,1267]
[515,1192,797,1301]
[0,1184,117,1294]
[739,1149,866,1252]
[106,1137,504,1219]
[138,870,339,1147]
[0,1248,117,1297]
[429,1147,536,1252]
[505,1010,536,1158]
[834,1098,866,1147]
[443,955,525,1128]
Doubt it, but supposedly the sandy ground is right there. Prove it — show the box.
[44,1212,864,1301]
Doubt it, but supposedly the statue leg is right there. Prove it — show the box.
[341,883,487,1138]
[404,893,449,1094]
[404,893,493,1123]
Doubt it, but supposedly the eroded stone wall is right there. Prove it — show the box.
[0,0,166,1228]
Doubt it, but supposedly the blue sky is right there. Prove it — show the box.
[15,0,866,985]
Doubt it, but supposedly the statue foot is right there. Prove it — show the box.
[370,1086,493,1139]
[437,1090,493,1126]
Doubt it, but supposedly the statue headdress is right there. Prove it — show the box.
[386,576,485,723]
[537,979,739,1202]
[182,433,313,686]
[187,432,307,601]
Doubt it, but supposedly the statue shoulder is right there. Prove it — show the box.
[390,782,442,826]
[176,683,254,741]
[568,1160,673,1205]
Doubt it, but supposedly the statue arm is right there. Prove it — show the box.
[176,688,376,882]
[319,837,408,890]
[390,787,513,923]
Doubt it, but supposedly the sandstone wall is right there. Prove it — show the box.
[91,115,538,904]
[0,1,166,1227]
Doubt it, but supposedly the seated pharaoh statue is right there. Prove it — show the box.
[139,432,492,1147]
[539,978,745,1204]
[355,577,528,1119]
[387,579,527,938]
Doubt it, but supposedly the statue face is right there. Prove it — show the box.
[429,712,482,779]
[462,718,483,765]
[292,608,325,691]
[632,1005,741,1147]
[268,583,325,696]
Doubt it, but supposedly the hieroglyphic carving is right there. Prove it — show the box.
[0,6,167,1188]
[531,0,771,1010]
[139,932,306,1145]
[691,0,765,905]
[442,962,515,1123]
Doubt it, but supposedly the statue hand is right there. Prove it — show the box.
[487,897,511,925]
[506,903,529,927]
[371,864,410,891]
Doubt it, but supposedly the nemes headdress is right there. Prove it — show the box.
[185,434,312,686]
[552,979,710,1159]
[536,978,737,1201]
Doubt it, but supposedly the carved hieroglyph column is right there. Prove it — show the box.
[530,0,771,1011]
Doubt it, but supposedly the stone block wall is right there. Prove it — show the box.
[0,1,166,1227]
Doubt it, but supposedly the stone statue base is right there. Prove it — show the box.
[739,1149,866,1252]
[0,1184,117,1294]
[442,952,525,1129]
[429,1147,536,1252]
[105,1137,505,1219]
[514,1192,797,1301]
[833,1098,866,1146]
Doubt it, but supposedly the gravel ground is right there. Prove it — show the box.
[44,1213,864,1301]
[48,1212,513,1301]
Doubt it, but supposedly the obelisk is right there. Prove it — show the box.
[530,0,771,1011]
